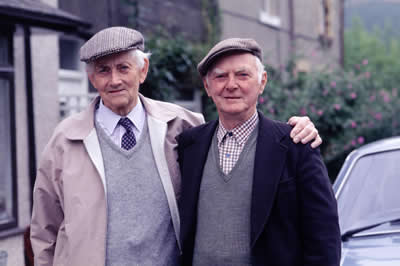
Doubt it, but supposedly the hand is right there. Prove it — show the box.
[287,116,322,148]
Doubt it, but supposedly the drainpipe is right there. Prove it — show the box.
[288,0,295,44]
[23,25,37,199]
[339,0,345,67]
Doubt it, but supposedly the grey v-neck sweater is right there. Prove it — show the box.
[193,126,258,266]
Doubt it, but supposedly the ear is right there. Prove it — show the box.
[87,72,98,90]
[202,76,211,97]
[259,71,267,95]
[139,57,149,84]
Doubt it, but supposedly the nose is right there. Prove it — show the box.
[226,75,238,91]
[110,69,122,87]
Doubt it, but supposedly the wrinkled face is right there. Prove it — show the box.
[204,52,267,122]
[88,51,149,116]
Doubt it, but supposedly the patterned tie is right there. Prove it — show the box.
[118,117,137,150]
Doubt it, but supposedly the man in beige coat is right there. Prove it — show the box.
[30,27,321,266]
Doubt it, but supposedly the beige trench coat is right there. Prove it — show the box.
[30,95,204,266]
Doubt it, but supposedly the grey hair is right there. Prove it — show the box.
[85,49,151,74]
[205,55,265,85]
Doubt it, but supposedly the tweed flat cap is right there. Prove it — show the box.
[197,38,262,76]
[80,26,144,62]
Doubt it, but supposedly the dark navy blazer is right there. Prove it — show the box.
[177,112,341,266]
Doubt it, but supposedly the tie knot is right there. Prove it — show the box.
[118,117,134,132]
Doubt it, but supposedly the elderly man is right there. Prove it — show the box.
[30,27,321,266]
[177,38,341,266]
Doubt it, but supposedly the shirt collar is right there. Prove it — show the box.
[217,111,259,146]
[97,97,146,135]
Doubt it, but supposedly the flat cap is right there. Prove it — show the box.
[197,38,262,76]
[80,26,144,62]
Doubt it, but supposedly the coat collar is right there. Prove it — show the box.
[139,94,177,123]
[63,94,178,141]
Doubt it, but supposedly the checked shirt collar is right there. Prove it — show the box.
[217,111,259,174]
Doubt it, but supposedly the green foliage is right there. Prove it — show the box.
[140,33,205,101]
[258,64,400,179]
[255,20,400,179]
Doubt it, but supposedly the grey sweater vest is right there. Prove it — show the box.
[192,126,258,266]
[96,119,179,266]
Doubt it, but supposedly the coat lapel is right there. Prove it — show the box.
[147,115,183,251]
[83,129,106,194]
[180,121,218,245]
[250,114,289,247]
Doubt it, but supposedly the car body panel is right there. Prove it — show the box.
[333,136,400,266]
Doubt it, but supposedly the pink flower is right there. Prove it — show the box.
[365,72,371,79]
[383,94,390,103]
[269,108,275,114]
[334,104,341,111]
[350,92,357,99]
[374,113,382,120]
[362,59,368,65]
[351,121,357,128]
[357,136,365,144]
[392,88,398,97]
[323,89,329,96]
[259,97,265,104]
[317,110,324,116]
[355,64,360,70]
[300,107,307,116]
[330,81,337,88]
[351,139,357,146]
[369,95,376,102]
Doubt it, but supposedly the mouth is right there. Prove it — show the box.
[224,96,241,100]
[108,89,125,94]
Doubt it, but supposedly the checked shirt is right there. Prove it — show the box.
[217,112,259,175]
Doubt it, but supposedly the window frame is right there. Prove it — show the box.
[259,0,281,28]
[0,26,18,231]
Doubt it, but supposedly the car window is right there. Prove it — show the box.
[337,149,400,233]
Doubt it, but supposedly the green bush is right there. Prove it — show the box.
[258,59,400,180]
[140,34,205,101]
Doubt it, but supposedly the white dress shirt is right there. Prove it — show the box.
[95,97,146,147]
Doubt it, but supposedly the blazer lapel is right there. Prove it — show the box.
[180,121,218,245]
[251,114,289,247]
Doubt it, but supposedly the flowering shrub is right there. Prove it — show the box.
[258,62,400,180]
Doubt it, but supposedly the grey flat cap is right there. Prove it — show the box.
[197,38,262,76]
[80,26,144,62]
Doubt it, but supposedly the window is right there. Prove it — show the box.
[59,38,80,70]
[259,0,281,27]
[0,28,17,230]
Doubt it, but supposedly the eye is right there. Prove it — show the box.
[215,74,227,79]
[97,66,109,74]
[117,65,130,73]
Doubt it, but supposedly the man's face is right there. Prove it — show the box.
[204,52,267,122]
[88,50,149,116]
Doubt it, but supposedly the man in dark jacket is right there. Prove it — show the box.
[177,38,341,266]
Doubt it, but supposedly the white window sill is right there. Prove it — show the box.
[259,11,281,28]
